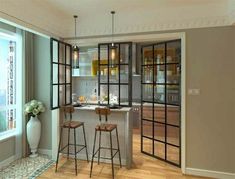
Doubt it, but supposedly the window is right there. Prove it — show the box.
[0,31,21,139]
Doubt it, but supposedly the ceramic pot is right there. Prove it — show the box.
[27,116,41,158]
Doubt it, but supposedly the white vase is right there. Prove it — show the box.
[27,116,41,158]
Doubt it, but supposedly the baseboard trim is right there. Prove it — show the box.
[0,155,16,169]
[38,149,52,157]
[186,167,235,179]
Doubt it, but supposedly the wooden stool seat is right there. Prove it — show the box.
[62,121,83,128]
[96,123,117,132]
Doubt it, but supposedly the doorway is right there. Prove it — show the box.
[140,40,181,167]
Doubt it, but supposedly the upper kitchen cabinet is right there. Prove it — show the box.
[72,46,99,77]
[98,42,132,107]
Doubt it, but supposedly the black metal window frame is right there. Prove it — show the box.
[98,42,132,107]
[140,39,181,167]
[50,38,72,110]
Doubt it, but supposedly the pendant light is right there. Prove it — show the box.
[72,15,79,68]
[110,11,117,66]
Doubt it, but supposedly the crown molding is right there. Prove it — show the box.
[71,15,232,38]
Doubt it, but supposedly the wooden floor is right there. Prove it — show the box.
[38,130,209,179]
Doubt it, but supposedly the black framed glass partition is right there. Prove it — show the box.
[50,38,72,109]
[141,39,181,167]
[98,42,132,107]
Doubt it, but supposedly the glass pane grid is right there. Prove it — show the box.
[98,42,132,107]
[51,39,72,109]
[141,40,181,167]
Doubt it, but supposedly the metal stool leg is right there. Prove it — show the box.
[55,127,63,172]
[98,130,102,165]
[116,127,122,168]
[82,124,89,162]
[67,127,71,159]
[110,131,114,179]
[74,128,78,175]
[90,130,97,178]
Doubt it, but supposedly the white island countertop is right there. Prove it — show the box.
[74,105,132,112]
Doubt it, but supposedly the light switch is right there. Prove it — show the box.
[188,89,200,95]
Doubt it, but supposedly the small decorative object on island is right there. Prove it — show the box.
[24,100,46,158]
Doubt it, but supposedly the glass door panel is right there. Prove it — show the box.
[167,106,180,126]
[120,65,129,83]
[110,85,119,105]
[141,40,181,167]
[120,85,129,106]
[51,38,72,109]
[154,141,165,160]
[66,45,71,65]
[59,43,65,64]
[120,43,130,64]
[154,104,165,123]
[142,137,152,154]
[52,41,58,63]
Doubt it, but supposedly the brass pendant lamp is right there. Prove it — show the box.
[72,15,79,68]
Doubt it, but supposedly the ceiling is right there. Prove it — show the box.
[0,0,234,38]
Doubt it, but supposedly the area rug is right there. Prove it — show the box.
[0,155,54,179]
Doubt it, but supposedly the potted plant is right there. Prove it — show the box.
[24,100,46,157]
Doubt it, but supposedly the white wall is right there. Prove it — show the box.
[33,35,52,151]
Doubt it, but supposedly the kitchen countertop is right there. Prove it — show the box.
[74,105,132,112]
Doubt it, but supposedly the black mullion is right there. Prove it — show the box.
[107,44,110,105]
[142,135,153,141]
[140,46,144,153]
[178,40,182,167]
[52,62,71,66]
[98,44,100,105]
[164,43,167,161]
[70,45,72,104]
[118,44,120,106]
[57,42,60,107]
[152,45,154,156]
[52,83,71,86]
[129,42,132,106]
[50,39,53,109]
[100,83,128,85]
[142,118,180,128]
[142,62,179,66]
[166,142,180,148]
[142,82,179,86]
[99,63,128,66]
[65,44,67,105]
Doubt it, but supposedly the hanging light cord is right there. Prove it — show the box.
[111,11,115,45]
[74,15,78,38]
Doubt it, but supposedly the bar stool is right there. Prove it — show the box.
[90,107,122,179]
[55,105,89,175]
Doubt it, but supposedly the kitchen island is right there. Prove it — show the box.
[58,105,133,169]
